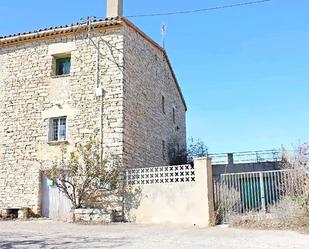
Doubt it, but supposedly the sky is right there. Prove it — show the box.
[1,0,309,153]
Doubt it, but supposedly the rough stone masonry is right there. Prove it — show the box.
[0,18,187,215]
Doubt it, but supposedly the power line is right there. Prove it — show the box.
[126,0,271,18]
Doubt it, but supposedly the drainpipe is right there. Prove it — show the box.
[95,37,104,168]
[100,90,104,169]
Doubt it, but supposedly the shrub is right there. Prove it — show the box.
[231,197,309,232]
[295,194,309,213]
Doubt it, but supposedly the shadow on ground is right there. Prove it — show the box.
[0,233,132,249]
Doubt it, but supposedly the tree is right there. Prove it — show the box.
[187,137,208,163]
[168,137,208,165]
[281,144,309,213]
[282,143,309,172]
[291,143,309,172]
[48,139,123,210]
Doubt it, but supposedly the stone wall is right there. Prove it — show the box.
[0,22,187,215]
[74,209,113,223]
[0,27,125,214]
[123,26,187,168]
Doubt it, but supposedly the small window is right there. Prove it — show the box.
[55,57,71,76]
[162,96,165,114]
[172,107,176,124]
[49,117,67,142]
[162,140,166,160]
[171,148,176,160]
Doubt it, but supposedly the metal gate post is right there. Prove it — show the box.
[259,172,266,212]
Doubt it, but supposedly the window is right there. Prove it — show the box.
[49,117,67,142]
[162,96,165,114]
[172,107,176,124]
[171,148,176,161]
[55,57,71,76]
[162,140,166,160]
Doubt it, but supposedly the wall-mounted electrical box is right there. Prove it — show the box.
[96,87,103,97]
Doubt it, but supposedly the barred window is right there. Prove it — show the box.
[49,117,67,141]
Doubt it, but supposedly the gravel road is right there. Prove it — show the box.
[0,220,308,249]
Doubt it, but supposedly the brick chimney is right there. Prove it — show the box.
[106,0,123,18]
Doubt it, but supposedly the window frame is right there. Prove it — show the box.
[55,57,71,76]
[51,53,71,77]
[48,116,67,142]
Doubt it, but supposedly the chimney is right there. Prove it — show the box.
[106,0,123,18]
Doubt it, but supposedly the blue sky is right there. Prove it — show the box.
[1,0,309,153]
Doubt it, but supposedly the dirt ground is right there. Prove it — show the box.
[0,220,308,249]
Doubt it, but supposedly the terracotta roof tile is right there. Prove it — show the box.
[0,17,121,41]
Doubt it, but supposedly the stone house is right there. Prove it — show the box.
[0,0,187,216]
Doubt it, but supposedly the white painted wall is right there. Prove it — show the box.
[128,158,215,227]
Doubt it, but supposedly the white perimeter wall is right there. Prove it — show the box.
[127,158,214,227]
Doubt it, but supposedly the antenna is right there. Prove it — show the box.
[80,16,96,44]
[161,22,167,49]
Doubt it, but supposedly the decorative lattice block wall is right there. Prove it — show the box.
[126,164,195,185]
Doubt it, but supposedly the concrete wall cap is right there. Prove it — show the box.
[194,157,210,161]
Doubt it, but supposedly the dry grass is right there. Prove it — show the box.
[230,196,309,233]
[214,183,241,225]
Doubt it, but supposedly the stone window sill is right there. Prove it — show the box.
[47,140,69,146]
[50,74,71,79]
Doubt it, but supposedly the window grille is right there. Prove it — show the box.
[127,164,195,185]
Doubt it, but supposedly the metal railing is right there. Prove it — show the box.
[214,169,308,223]
[209,149,282,165]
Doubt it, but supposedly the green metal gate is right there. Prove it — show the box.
[214,169,307,223]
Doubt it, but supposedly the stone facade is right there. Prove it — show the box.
[74,209,113,223]
[0,19,186,215]
[123,26,186,167]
